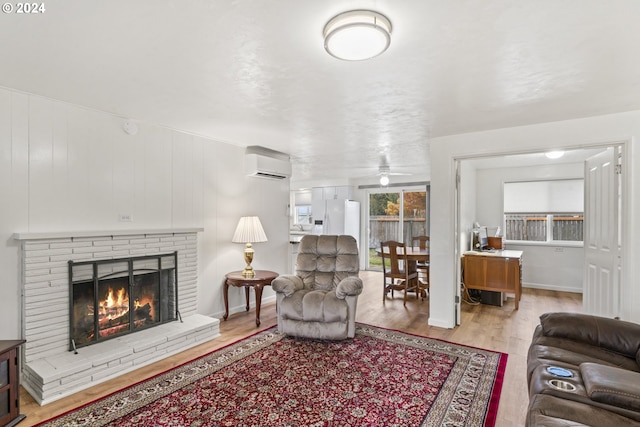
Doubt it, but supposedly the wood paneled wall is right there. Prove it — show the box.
[0,87,290,339]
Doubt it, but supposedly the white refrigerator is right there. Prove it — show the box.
[313,199,360,247]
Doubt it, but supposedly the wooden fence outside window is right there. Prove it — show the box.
[505,214,583,242]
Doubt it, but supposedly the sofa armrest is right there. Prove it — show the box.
[272,275,304,297]
[335,276,363,299]
[581,362,640,412]
[540,312,640,358]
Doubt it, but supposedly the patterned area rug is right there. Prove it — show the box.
[36,324,507,427]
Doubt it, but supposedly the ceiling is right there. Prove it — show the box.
[466,147,609,170]
[1,1,640,182]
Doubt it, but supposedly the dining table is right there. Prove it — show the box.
[377,247,429,264]
[376,247,430,295]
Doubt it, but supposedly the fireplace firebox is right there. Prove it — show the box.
[69,252,179,351]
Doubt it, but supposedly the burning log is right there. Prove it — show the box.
[96,302,153,334]
[99,310,130,329]
[99,323,131,338]
[135,303,152,321]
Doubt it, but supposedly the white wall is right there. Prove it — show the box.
[458,161,477,260]
[473,163,584,292]
[0,88,289,340]
[430,110,640,328]
[506,243,583,292]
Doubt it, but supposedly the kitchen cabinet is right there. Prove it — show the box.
[312,186,353,201]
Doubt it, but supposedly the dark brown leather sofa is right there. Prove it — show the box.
[527,312,640,426]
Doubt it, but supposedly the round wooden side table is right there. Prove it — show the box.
[223,270,279,326]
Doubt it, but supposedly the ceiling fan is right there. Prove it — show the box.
[375,165,411,186]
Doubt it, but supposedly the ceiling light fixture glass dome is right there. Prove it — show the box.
[323,10,392,61]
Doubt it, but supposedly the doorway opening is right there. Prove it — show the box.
[454,143,626,323]
[366,185,429,271]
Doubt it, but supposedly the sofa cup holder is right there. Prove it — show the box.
[548,379,577,392]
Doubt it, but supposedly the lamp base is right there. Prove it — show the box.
[242,243,255,278]
[242,266,255,278]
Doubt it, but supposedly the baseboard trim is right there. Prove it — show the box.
[211,294,277,319]
[523,282,583,294]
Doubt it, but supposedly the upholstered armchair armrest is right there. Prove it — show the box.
[581,362,640,412]
[272,275,304,297]
[539,312,640,359]
[335,276,363,299]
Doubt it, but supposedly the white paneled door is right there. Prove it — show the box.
[584,147,621,317]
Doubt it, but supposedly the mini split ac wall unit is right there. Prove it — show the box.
[245,153,291,180]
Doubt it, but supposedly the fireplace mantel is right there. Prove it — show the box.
[13,227,204,241]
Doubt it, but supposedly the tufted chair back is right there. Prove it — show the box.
[296,235,360,291]
[272,234,363,340]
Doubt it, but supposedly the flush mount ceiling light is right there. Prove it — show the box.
[323,10,392,61]
[545,150,565,159]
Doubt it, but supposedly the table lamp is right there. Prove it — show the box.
[232,216,268,278]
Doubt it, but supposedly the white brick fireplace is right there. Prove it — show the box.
[13,228,220,405]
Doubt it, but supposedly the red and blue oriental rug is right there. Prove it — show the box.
[36,323,507,426]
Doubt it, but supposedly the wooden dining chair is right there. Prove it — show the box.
[380,241,420,305]
[412,236,430,295]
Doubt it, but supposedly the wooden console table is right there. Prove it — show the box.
[0,340,26,427]
[223,270,278,327]
[462,250,523,309]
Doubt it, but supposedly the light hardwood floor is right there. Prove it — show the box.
[20,270,582,426]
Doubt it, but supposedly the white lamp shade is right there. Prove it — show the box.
[324,10,392,61]
[232,216,268,243]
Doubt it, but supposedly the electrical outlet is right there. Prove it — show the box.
[118,213,133,222]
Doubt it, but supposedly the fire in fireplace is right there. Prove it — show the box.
[69,252,179,350]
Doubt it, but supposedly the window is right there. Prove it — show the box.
[552,214,584,241]
[293,190,313,226]
[503,179,583,243]
[367,186,429,270]
[504,213,583,242]
[295,205,312,225]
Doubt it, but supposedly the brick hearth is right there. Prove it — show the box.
[13,229,220,405]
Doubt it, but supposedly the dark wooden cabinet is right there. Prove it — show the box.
[0,340,26,427]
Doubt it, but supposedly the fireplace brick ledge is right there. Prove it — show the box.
[13,227,204,241]
[22,313,219,406]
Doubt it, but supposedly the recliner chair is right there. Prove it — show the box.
[271,234,363,340]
